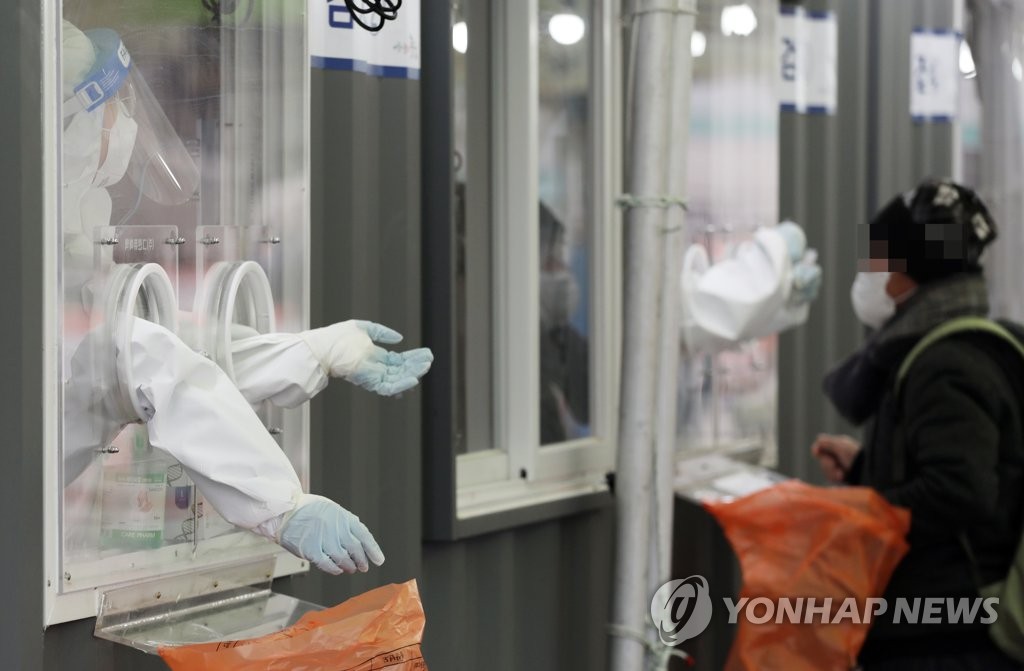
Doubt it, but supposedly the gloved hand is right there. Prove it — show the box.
[790,251,822,304]
[776,220,808,265]
[278,494,385,575]
[299,320,433,396]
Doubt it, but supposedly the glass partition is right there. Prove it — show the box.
[677,0,780,465]
[57,0,308,613]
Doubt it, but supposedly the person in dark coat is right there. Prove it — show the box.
[812,179,1024,670]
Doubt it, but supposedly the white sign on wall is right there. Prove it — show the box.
[910,29,960,122]
[804,11,837,114]
[309,0,421,79]
[778,7,837,115]
[778,6,803,112]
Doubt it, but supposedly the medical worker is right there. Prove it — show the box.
[813,179,1024,669]
[62,20,430,575]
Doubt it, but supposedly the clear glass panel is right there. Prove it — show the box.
[59,0,307,592]
[453,0,496,454]
[538,0,594,445]
[677,0,779,464]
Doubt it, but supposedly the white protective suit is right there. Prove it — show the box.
[64,316,301,539]
[178,317,385,409]
[680,224,821,354]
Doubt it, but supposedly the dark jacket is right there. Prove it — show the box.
[845,328,1024,661]
[539,323,589,444]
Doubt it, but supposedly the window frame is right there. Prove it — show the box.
[423,0,621,540]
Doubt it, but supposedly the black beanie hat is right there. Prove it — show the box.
[867,178,997,284]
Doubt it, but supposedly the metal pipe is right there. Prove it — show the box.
[610,0,686,668]
[648,5,696,668]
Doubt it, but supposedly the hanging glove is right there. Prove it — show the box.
[298,320,434,397]
[790,251,823,305]
[776,220,807,264]
[277,494,385,575]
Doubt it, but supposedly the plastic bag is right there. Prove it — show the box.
[705,481,910,671]
[159,580,428,671]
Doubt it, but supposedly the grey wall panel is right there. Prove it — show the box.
[869,0,958,207]
[778,0,871,482]
[778,0,957,482]
[276,69,425,607]
[421,508,615,671]
[3,0,50,667]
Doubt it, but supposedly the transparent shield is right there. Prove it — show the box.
[58,0,308,600]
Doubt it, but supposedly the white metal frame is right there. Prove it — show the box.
[456,0,622,518]
[43,8,312,626]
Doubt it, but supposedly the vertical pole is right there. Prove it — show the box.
[611,1,695,669]
[649,4,695,668]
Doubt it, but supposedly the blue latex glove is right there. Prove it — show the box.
[791,260,823,304]
[300,320,434,397]
[776,220,807,265]
[348,321,434,396]
[278,494,385,575]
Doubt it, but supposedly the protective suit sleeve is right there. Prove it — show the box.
[229,332,330,409]
[680,229,790,353]
[128,317,302,534]
[680,227,823,355]
[231,320,433,406]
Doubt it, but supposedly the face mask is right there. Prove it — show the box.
[92,100,138,188]
[63,101,136,237]
[850,272,894,329]
[540,270,580,327]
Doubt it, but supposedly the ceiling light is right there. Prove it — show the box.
[691,30,707,58]
[721,4,757,37]
[452,21,468,54]
[548,13,586,46]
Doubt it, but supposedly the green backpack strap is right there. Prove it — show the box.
[895,316,1024,662]
[896,316,1024,396]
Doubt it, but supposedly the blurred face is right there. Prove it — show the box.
[857,240,907,273]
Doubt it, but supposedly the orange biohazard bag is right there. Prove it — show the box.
[705,481,910,671]
[159,580,428,671]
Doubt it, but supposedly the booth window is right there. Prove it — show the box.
[435,0,620,537]
[676,0,780,467]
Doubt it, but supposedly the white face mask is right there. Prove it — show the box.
[92,100,138,188]
[540,270,580,327]
[63,101,137,236]
[850,271,895,329]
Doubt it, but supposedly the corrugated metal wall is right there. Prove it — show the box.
[275,68,426,609]
[777,0,959,483]
[421,509,615,670]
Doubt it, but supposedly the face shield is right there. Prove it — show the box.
[63,28,199,206]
